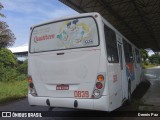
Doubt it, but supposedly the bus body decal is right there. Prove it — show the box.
[56,19,91,48]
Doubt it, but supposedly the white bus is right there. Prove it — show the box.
[28,12,142,111]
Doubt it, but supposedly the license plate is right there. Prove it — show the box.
[56,84,69,90]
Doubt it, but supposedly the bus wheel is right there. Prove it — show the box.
[127,80,132,104]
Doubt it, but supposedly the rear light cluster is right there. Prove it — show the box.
[92,73,105,99]
[28,76,37,96]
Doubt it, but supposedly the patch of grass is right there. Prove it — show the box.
[142,64,157,69]
[0,80,28,104]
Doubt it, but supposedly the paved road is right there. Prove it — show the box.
[139,67,160,111]
[0,98,115,120]
[0,67,160,120]
[0,98,48,111]
[0,98,159,120]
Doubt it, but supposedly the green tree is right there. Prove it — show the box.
[149,54,160,65]
[0,2,5,17]
[0,48,26,82]
[140,49,149,62]
[0,2,15,48]
[0,48,17,67]
[17,60,28,75]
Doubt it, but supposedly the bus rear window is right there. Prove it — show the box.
[30,17,99,53]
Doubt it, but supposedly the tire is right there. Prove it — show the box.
[127,80,132,104]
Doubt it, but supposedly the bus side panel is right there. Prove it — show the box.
[97,16,109,97]
[107,63,122,111]
[134,48,142,86]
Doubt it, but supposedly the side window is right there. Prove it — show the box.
[104,25,119,63]
[135,49,140,63]
[123,39,133,63]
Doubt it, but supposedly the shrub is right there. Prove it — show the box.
[0,63,26,82]
[16,60,28,75]
[149,54,160,65]
[0,48,17,67]
[0,48,27,82]
[144,61,149,65]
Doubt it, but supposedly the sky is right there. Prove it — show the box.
[1,0,78,47]
[0,0,155,55]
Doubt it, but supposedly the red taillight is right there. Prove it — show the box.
[29,82,34,88]
[27,76,37,96]
[28,76,34,88]
[96,82,103,89]
[92,73,105,99]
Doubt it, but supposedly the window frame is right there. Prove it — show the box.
[123,39,134,63]
[135,48,141,63]
[104,25,119,63]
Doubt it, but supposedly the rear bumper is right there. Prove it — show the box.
[28,94,109,111]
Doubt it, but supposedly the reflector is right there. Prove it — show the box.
[97,75,104,82]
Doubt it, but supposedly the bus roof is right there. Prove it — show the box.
[31,12,99,28]
[30,12,139,50]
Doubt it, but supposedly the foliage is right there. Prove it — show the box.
[0,2,15,48]
[0,2,5,17]
[143,61,149,65]
[0,80,27,104]
[0,2,27,104]
[142,63,156,69]
[140,49,148,62]
[0,63,26,82]
[140,49,160,68]
[149,54,160,65]
[0,48,27,82]
[0,48,17,67]
[17,60,28,75]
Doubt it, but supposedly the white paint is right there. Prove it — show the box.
[28,12,142,111]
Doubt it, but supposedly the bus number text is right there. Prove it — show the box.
[74,91,89,98]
